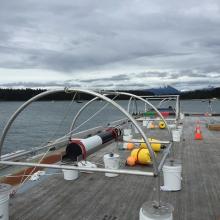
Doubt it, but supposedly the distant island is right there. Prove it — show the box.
[0,86,219,101]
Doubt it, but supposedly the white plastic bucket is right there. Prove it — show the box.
[103,153,120,177]
[177,125,183,135]
[0,184,11,220]
[124,128,132,136]
[123,134,133,141]
[172,129,181,142]
[180,113,184,120]
[123,142,128,149]
[139,201,173,220]
[147,121,153,129]
[162,161,182,191]
[62,169,79,180]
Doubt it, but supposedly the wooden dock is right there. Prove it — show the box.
[9,117,220,220]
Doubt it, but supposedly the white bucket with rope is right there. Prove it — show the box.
[0,184,12,220]
[162,160,182,191]
[103,153,120,177]
[172,129,181,142]
[139,201,173,220]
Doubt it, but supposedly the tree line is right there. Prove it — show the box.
[0,87,219,101]
[0,88,153,101]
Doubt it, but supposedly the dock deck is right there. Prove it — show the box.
[9,117,220,220]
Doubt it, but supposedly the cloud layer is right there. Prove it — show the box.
[1,0,220,90]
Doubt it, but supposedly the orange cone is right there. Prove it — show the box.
[194,124,203,140]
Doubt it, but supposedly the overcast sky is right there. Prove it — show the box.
[0,0,220,91]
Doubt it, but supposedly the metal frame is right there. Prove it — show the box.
[0,160,154,177]
[0,88,175,207]
[139,95,180,123]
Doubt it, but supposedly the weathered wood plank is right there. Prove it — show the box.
[9,117,220,220]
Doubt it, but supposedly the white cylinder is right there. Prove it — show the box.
[123,128,132,136]
[103,153,120,177]
[62,169,79,180]
[162,161,182,191]
[80,135,102,152]
[0,184,11,220]
[172,129,181,142]
[143,120,147,126]
[139,201,173,220]
[123,134,133,141]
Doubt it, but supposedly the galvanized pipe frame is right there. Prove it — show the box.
[141,95,180,123]
[68,91,173,166]
[0,88,158,173]
[0,88,174,207]
[157,143,172,172]
[101,91,173,141]
[69,96,100,135]
[0,160,154,177]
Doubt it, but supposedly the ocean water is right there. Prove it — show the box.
[0,99,220,154]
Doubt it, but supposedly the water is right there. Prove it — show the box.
[0,99,220,154]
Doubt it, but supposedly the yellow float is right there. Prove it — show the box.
[131,148,139,160]
[159,121,166,129]
[140,138,161,152]
[130,148,152,165]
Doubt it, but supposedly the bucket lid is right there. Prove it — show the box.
[164,159,181,167]
[0,184,12,194]
[141,201,173,219]
[104,153,120,159]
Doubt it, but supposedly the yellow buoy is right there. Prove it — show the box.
[140,138,161,152]
[159,121,166,129]
[131,148,139,160]
[137,149,151,164]
[149,138,161,152]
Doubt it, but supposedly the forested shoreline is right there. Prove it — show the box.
[0,87,219,101]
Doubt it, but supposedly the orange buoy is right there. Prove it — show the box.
[127,142,135,150]
[126,156,136,166]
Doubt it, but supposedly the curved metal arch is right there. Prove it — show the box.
[69,96,100,136]
[101,91,172,140]
[0,88,158,174]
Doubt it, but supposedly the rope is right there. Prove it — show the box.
[10,93,118,194]
[11,93,78,195]
[69,94,119,137]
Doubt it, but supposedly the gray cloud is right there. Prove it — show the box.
[0,0,220,90]
[78,74,130,83]
[0,81,81,88]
